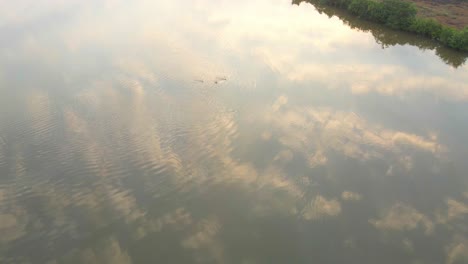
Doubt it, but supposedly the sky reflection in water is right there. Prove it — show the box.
[0,0,468,263]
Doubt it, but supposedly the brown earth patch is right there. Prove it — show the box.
[411,0,468,29]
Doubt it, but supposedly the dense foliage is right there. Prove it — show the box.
[306,0,468,51]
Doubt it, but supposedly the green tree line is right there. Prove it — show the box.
[294,0,467,67]
[298,0,468,51]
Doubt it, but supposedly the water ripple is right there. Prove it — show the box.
[0,134,5,169]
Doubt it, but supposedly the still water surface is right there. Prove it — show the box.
[1,0,468,263]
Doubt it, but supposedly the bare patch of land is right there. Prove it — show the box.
[412,0,468,29]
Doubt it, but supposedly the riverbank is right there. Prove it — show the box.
[413,0,468,30]
[294,0,468,51]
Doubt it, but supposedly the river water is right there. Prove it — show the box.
[0,0,468,263]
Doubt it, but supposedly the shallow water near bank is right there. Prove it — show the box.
[0,0,468,263]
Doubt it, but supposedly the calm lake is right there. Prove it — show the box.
[1,0,468,263]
